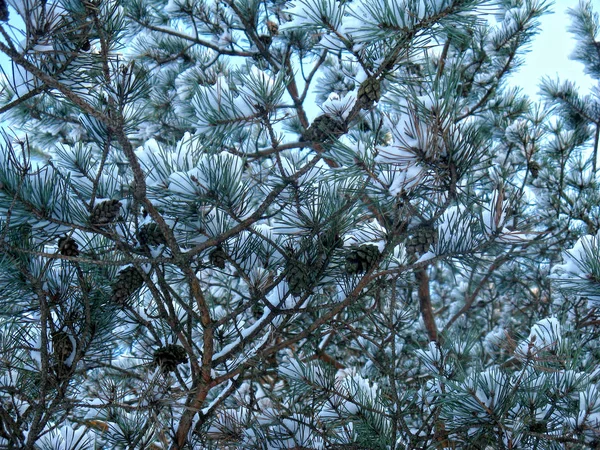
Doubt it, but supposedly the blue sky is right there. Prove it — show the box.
[510,0,596,97]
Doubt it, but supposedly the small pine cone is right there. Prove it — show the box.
[89,199,121,226]
[50,331,75,381]
[345,244,380,274]
[302,114,347,143]
[528,160,540,179]
[209,246,227,269]
[0,0,8,22]
[357,77,381,110]
[267,20,279,36]
[285,259,310,296]
[138,223,167,247]
[52,331,74,365]
[57,236,80,257]
[406,225,437,255]
[111,266,144,305]
[153,344,188,372]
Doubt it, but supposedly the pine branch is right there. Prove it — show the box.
[125,14,255,57]
[443,256,508,333]
[415,266,438,343]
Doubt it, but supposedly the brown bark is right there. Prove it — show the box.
[415,266,438,343]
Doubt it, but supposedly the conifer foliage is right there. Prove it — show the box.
[1,0,600,448]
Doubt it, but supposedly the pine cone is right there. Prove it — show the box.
[267,20,279,36]
[50,331,75,381]
[302,114,347,143]
[57,236,80,257]
[406,225,437,255]
[138,223,167,247]
[345,244,380,274]
[528,160,540,179]
[285,259,310,296]
[52,331,74,365]
[153,344,188,372]
[357,76,381,110]
[111,266,144,305]
[209,246,227,269]
[89,199,121,226]
[0,0,8,22]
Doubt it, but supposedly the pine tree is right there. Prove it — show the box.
[1,0,599,448]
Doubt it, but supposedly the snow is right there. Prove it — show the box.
[552,232,599,278]
[63,333,77,367]
[342,220,387,248]
[516,317,562,359]
[201,379,235,415]
[504,118,529,145]
[211,312,272,362]
[36,424,93,450]
[167,151,245,209]
[483,327,506,356]
[551,231,600,303]
[574,385,600,436]
[191,82,248,134]
[321,92,356,120]
[467,367,510,413]
[346,0,437,43]
[317,32,348,51]
[416,341,443,375]
[415,250,435,263]
[281,0,343,31]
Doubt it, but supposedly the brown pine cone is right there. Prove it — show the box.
[357,76,381,110]
[57,236,80,257]
[52,331,74,365]
[302,114,347,143]
[153,344,188,372]
[209,246,227,269]
[89,200,121,226]
[138,223,167,247]
[267,20,279,36]
[285,259,310,296]
[111,266,144,305]
[345,244,380,274]
[528,160,541,179]
[50,331,76,381]
[406,225,438,255]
